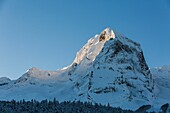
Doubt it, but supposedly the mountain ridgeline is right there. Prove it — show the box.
[0,28,169,112]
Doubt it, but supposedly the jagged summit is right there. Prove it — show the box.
[99,28,127,41]
[99,28,115,42]
[73,28,127,65]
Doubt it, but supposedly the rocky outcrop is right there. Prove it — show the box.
[99,28,115,42]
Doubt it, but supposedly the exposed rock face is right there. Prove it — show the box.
[135,105,152,113]
[161,103,169,113]
[99,28,115,42]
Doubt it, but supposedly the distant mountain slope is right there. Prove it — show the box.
[150,66,170,110]
[0,77,11,86]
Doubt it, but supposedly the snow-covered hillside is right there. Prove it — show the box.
[0,77,11,86]
[0,28,169,111]
[150,66,170,111]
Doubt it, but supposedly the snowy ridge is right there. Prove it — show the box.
[0,28,169,112]
[73,28,115,65]
[0,77,11,85]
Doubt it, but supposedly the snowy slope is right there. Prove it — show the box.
[0,28,169,111]
[150,66,170,110]
[0,67,75,101]
[0,77,11,86]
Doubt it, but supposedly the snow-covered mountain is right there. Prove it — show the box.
[68,28,154,110]
[0,28,169,111]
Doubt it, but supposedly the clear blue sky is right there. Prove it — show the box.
[0,0,170,79]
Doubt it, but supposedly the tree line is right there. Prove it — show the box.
[0,99,134,113]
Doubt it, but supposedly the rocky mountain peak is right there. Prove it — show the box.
[99,28,115,42]
[69,28,154,109]
[73,28,125,65]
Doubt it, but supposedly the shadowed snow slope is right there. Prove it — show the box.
[0,28,169,111]
[0,77,11,85]
[150,66,170,110]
